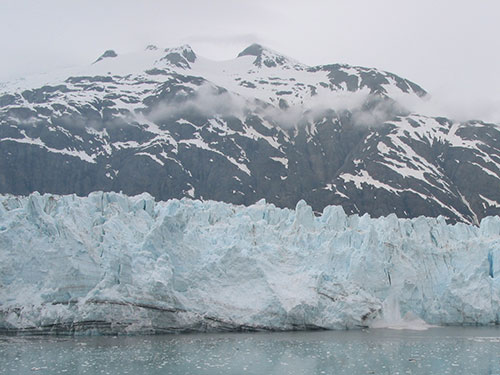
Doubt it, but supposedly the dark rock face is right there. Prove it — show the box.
[237,43,265,58]
[1,44,499,224]
[237,43,300,69]
[93,50,118,64]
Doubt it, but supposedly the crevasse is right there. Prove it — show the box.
[0,192,499,335]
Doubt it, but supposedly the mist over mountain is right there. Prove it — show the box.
[1,44,499,224]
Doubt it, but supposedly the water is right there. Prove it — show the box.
[1,327,500,374]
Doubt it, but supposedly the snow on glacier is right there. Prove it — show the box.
[1,192,500,334]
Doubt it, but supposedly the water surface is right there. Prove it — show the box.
[1,327,500,374]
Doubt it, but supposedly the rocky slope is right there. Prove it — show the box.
[1,44,500,224]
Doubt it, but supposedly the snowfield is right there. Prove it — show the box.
[1,192,499,334]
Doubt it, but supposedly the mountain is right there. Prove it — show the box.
[1,43,500,224]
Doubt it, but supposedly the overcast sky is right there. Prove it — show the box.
[1,0,499,122]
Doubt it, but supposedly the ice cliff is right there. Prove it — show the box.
[1,192,500,335]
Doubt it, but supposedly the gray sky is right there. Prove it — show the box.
[1,0,499,122]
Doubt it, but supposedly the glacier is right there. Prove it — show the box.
[1,191,500,335]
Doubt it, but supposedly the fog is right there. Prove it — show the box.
[144,82,405,130]
[0,0,499,123]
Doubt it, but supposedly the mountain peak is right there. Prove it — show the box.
[237,43,305,70]
[161,44,197,69]
[164,44,195,55]
[93,49,118,64]
[237,43,266,58]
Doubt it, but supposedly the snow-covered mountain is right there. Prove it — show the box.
[1,44,500,224]
[1,192,499,334]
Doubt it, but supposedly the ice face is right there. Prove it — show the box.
[0,192,499,334]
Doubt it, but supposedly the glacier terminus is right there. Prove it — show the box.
[1,192,499,335]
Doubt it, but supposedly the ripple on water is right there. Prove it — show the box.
[0,327,499,374]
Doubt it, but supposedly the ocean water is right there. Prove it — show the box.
[1,327,499,374]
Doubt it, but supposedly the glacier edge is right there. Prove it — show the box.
[1,192,500,335]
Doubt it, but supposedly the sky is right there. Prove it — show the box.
[1,0,499,122]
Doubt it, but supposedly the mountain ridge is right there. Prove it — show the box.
[1,44,499,224]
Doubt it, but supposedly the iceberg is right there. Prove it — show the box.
[1,192,499,335]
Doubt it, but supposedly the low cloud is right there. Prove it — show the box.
[259,90,404,129]
[145,83,406,130]
[394,89,500,124]
[143,78,500,132]
[351,98,406,128]
[146,83,248,122]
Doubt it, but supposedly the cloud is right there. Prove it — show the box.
[184,34,263,46]
[145,82,248,122]
[393,88,500,124]
[350,98,407,128]
[258,90,404,129]
[144,83,407,130]
[143,77,500,134]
